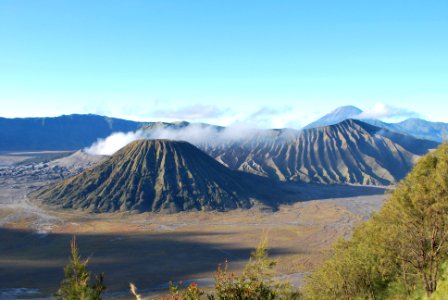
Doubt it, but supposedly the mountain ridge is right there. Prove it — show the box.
[197,119,439,185]
[303,106,448,142]
[0,114,144,151]
[2,112,442,186]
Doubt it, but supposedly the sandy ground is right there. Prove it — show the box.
[0,153,387,299]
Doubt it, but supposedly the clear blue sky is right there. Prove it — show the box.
[1,0,447,127]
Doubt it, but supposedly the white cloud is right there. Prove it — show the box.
[243,106,293,128]
[356,103,419,121]
[149,104,228,120]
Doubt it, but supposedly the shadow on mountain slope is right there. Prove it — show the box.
[239,172,388,209]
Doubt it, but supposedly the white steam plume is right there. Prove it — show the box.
[84,123,266,156]
[85,130,146,155]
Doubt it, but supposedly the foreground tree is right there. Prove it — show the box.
[380,144,448,296]
[305,144,448,299]
[56,237,106,300]
[304,221,393,300]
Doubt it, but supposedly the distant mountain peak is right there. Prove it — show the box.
[303,105,363,129]
[330,105,362,114]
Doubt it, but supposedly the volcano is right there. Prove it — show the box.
[34,140,254,212]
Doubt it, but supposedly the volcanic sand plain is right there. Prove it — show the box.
[0,152,387,299]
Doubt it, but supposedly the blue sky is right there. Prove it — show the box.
[0,0,447,128]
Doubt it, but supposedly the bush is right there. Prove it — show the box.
[166,281,205,300]
[208,236,301,300]
[129,236,300,300]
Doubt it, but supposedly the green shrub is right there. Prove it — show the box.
[166,281,205,300]
[208,236,301,300]
[129,236,300,300]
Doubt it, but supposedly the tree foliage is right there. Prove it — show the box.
[208,236,300,300]
[166,281,205,300]
[55,237,106,300]
[304,144,448,299]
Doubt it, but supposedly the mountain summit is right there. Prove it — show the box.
[34,139,253,212]
[303,106,363,129]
